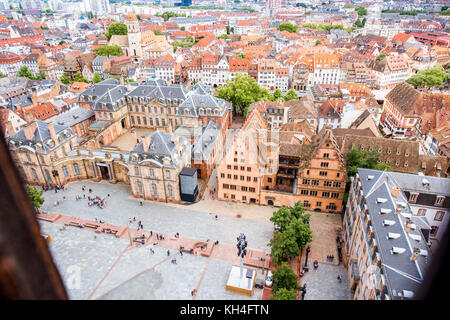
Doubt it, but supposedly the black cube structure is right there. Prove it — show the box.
[179,167,198,202]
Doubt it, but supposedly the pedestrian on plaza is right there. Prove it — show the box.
[141,224,143,230]
[331,255,334,262]
[212,195,214,200]
[180,251,183,257]
[191,290,194,296]
[140,201,143,206]
[215,215,218,220]
[337,275,342,282]
[167,250,170,256]
[107,194,110,197]
[55,188,58,193]
[150,231,152,236]
[129,218,132,224]
[89,188,92,193]
[83,194,86,199]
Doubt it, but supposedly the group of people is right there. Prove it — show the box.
[209,188,216,200]
[327,255,335,262]
[42,184,65,192]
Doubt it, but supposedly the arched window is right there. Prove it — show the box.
[136,180,143,194]
[31,168,38,181]
[62,166,69,178]
[73,163,80,175]
[44,169,51,182]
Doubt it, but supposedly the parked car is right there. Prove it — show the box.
[265,271,273,287]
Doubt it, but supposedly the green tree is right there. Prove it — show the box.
[105,22,127,41]
[406,65,448,88]
[278,23,298,33]
[72,73,89,83]
[93,72,101,83]
[284,88,298,101]
[345,148,391,179]
[153,29,163,35]
[273,262,300,292]
[26,185,45,208]
[271,288,297,300]
[270,206,293,231]
[95,45,124,56]
[269,228,301,263]
[17,66,33,78]
[218,34,229,39]
[216,73,272,116]
[34,71,46,80]
[180,26,185,31]
[288,217,313,248]
[315,40,322,46]
[59,40,66,45]
[376,53,386,61]
[87,11,94,19]
[355,6,368,16]
[60,72,70,84]
[272,88,284,101]
[0,72,7,78]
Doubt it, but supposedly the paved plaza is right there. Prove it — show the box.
[40,220,264,300]
[38,180,351,300]
[300,263,352,300]
[40,181,274,251]
[38,181,272,300]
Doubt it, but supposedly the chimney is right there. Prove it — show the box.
[142,135,151,151]
[22,121,38,140]
[391,187,399,198]
[410,248,420,261]
[47,122,58,143]
[120,76,125,86]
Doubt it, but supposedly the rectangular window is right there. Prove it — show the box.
[431,226,439,238]
[240,176,244,181]
[234,166,238,170]
[227,165,231,169]
[230,185,237,190]
[434,211,445,221]
[409,193,418,203]
[322,192,330,198]
[234,175,238,180]
[241,186,248,191]
[242,196,246,201]
[312,180,319,186]
[240,166,245,171]
[247,176,251,182]
[324,181,332,187]
[249,187,255,193]
[417,209,427,216]
[224,193,228,198]
[231,194,235,199]
[221,173,225,178]
[435,196,444,206]
[223,184,229,189]
[73,163,80,175]
[316,201,322,206]
[268,178,272,183]
[310,191,317,196]
[320,162,329,167]
[227,174,231,179]
[319,171,328,176]
[303,179,310,185]
[247,167,251,172]
[253,177,257,182]
[301,190,309,195]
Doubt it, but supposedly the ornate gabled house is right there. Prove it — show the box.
[128,130,190,203]
[260,126,347,213]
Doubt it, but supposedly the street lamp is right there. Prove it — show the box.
[236,233,247,279]
[304,245,311,269]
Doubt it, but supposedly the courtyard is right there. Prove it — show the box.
[37,180,351,300]
[39,180,273,300]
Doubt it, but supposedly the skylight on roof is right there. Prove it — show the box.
[377,198,387,203]
[391,247,406,254]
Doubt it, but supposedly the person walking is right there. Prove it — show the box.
[167,250,170,256]
[140,201,143,206]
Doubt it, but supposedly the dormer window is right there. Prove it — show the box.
[435,196,444,207]
[409,193,418,203]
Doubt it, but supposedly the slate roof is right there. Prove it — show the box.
[177,94,230,117]
[193,120,221,161]
[9,120,75,153]
[48,107,94,128]
[356,168,435,299]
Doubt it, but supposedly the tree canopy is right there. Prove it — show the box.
[218,34,229,40]
[406,66,449,88]
[153,29,163,35]
[216,73,272,116]
[155,11,186,22]
[269,202,312,263]
[93,72,101,84]
[302,23,344,31]
[16,66,45,80]
[278,23,298,33]
[105,22,127,41]
[271,287,297,300]
[345,147,391,179]
[60,72,70,84]
[95,45,124,56]
[376,53,386,61]
[355,6,368,16]
[26,185,45,208]
[216,74,299,116]
[171,36,196,52]
[273,262,300,292]
[72,73,89,83]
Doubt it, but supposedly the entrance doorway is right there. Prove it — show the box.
[121,118,126,128]
[268,200,274,206]
[250,198,256,204]
[99,165,110,180]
